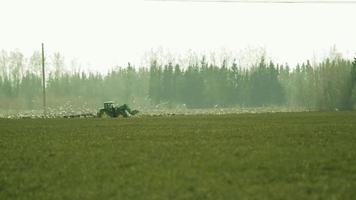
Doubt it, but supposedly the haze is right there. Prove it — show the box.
[1,0,356,71]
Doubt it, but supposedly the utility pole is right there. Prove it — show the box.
[41,43,47,117]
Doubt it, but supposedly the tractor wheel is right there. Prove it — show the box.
[98,110,110,118]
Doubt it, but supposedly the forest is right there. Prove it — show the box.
[0,49,356,111]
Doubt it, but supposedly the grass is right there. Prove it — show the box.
[1,112,356,200]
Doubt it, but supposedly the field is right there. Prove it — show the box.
[1,112,356,200]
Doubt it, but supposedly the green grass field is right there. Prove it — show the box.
[1,112,356,200]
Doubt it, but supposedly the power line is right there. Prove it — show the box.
[146,0,356,4]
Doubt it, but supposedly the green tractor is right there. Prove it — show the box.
[97,101,139,118]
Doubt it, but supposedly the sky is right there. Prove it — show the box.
[0,0,356,72]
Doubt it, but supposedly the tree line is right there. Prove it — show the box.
[1,49,356,111]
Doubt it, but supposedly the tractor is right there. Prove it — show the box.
[97,101,139,118]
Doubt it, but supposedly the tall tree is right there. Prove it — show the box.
[52,52,65,79]
[350,57,356,109]
[148,60,161,105]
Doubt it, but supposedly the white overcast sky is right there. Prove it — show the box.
[0,0,356,72]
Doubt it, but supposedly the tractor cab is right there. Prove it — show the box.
[104,101,115,110]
